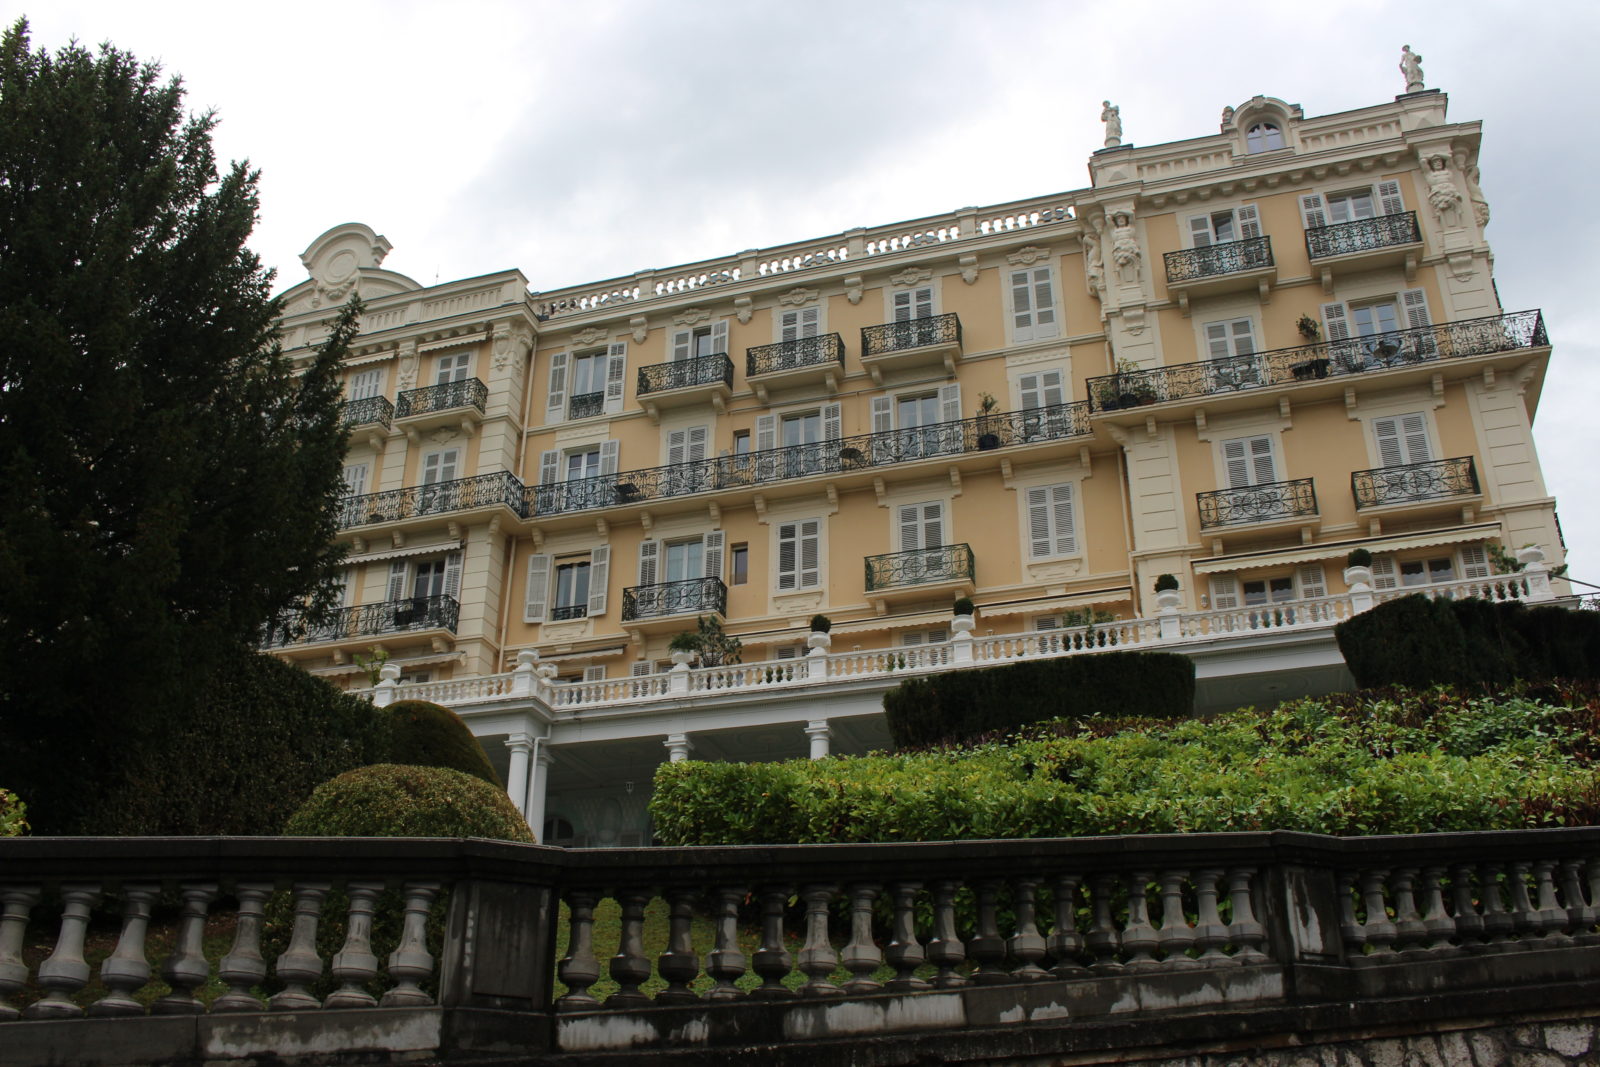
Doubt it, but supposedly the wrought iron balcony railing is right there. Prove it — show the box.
[746,333,845,377]
[340,395,394,431]
[621,576,727,622]
[338,471,527,528]
[1086,310,1548,413]
[1164,236,1274,284]
[1197,478,1317,530]
[637,353,734,395]
[864,543,975,592]
[527,401,1092,517]
[568,391,605,419]
[264,594,460,648]
[861,313,961,357]
[1305,211,1421,259]
[1352,456,1479,509]
[549,603,588,622]
[394,378,488,419]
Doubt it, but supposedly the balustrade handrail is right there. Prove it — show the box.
[264,594,460,647]
[528,400,1091,517]
[1086,310,1547,413]
[1163,235,1274,283]
[1196,477,1318,529]
[636,353,734,395]
[861,312,961,356]
[864,543,975,591]
[1352,456,1479,509]
[338,470,527,528]
[1306,210,1422,259]
[394,378,488,419]
[621,576,727,621]
[340,395,394,430]
[746,333,845,377]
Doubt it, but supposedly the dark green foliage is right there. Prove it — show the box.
[1154,573,1179,592]
[382,700,502,788]
[0,787,25,836]
[1346,548,1373,567]
[809,614,832,633]
[1517,605,1600,680]
[953,596,975,616]
[0,23,357,833]
[1336,595,1472,688]
[79,644,388,836]
[284,764,532,842]
[883,651,1195,750]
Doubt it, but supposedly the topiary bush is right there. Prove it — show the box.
[0,788,26,837]
[382,700,502,788]
[884,650,1195,750]
[283,764,531,841]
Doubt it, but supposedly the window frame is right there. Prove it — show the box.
[1007,264,1061,343]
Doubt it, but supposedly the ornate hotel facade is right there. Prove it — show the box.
[271,81,1567,845]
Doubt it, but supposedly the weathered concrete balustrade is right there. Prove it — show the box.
[5,830,1600,1065]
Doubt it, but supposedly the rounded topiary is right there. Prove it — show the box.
[1346,548,1373,568]
[810,614,832,634]
[1154,573,1180,592]
[284,764,533,842]
[382,700,502,788]
[953,597,976,616]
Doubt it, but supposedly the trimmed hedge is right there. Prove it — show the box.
[651,683,1600,845]
[284,764,532,841]
[884,650,1195,749]
[1336,594,1600,689]
[382,700,502,788]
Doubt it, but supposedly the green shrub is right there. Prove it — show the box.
[284,764,532,841]
[382,700,502,788]
[883,651,1194,749]
[0,788,26,836]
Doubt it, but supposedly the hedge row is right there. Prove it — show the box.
[883,650,1195,750]
[1336,594,1600,690]
[650,683,1600,845]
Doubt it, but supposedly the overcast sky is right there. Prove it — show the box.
[16,0,1600,588]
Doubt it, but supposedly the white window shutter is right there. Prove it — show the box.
[1300,193,1328,230]
[1010,269,1035,338]
[799,307,820,337]
[777,522,798,590]
[546,352,569,418]
[893,290,914,321]
[666,428,688,466]
[1026,486,1051,559]
[1222,439,1251,488]
[1460,544,1490,580]
[1040,369,1065,408]
[1050,484,1077,555]
[900,631,925,647]
[337,567,354,607]
[710,320,728,355]
[539,449,560,486]
[638,539,659,586]
[631,661,655,677]
[871,396,894,433]
[1371,556,1398,590]
[1236,204,1262,240]
[939,384,962,426]
[756,414,776,452]
[703,530,725,581]
[1321,302,1351,341]
[687,425,710,462]
[1400,288,1431,330]
[387,560,408,602]
[1209,576,1239,610]
[799,518,821,588]
[343,463,368,497]
[1377,180,1405,216]
[779,309,800,342]
[1205,322,1233,360]
[582,666,606,683]
[1399,412,1432,463]
[1032,268,1058,336]
[1033,616,1061,632]
[922,502,945,549]
[604,343,627,413]
[1232,319,1256,355]
[1249,436,1277,484]
[443,551,463,599]
[822,402,842,441]
[588,545,610,616]
[776,645,801,660]
[898,503,923,551]
[349,368,385,400]
[1188,215,1213,248]
[524,554,551,623]
[1298,564,1327,599]
[671,329,692,363]
[1018,373,1042,411]
[1373,417,1405,468]
[600,439,620,476]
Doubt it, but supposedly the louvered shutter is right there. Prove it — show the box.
[1026,486,1052,558]
[1374,414,1430,467]
[443,552,462,599]
[422,449,458,485]
[387,560,408,601]
[1249,436,1276,484]
[776,645,801,660]
[926,628,948,643]
[687,425,710,462]
[779,309,801,342]
[336,567,354,607]
[583,666,606,683]
[343,464,368,497]
[1373,417,1405,468]
[1236,204,1262,240]
[1032,269,1058,336]
[1019,373,1043,411]
[1400,288,1435,355]
[799,519,821,588]
[822,402,842,441]
[1011,269,1036,338]
[1460,544,1491,580]
[588,545,610,616]
[1370,556,1398,590]
[1298,564,1327,599]
[1206,322,1234,359]
[703,531,725,580]
[349,368,385,400]
[1039,369,1065,408]
[893,290,914,321]
[1400,413,1431,463]
[603,343,627,413]
[1300,194,1328,230]
[1377,180,1405,216]
[755,414,777,451]
[921,503,944,549]
[710,320,728,356]
[1049,484,1077,555]
[1188,215,1214,248]
[631,661,654,677]
[777,522,799,590]
[538,450,560,487]
[1322,302,1351,341]
[1222,439,1251,488]
[671,329,692,362]
[939,384,962,426]
[599,439,620,476]
[900,631,925,647]
[1231,319,1256,355]
[524,554,551,622]
[871,396,893,432]
[1209,576,1239,610]
[436,352,470,384]
[899,504,924,551]
[546,352,569,419]
[638,539,659,586]
[666,428,688,466]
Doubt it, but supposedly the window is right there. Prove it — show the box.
[870,384,961,460]
[1322,289,1432,366]
[1025,483,1078,559]
[537,441,620,510]
[663,539,704,584]
[755,403,841,479]
[1203,318,1259,389]
[1372,412,1433,468]
[1370,545,1490,592]
[892,285,941,347]
[637,532,724,593]
[671,320,729,361]
[546,343,627,420]
[553,560,592,620]
[1187,205,1261,247]
[732,430,751,464]
[342,463,368,497]
[897,502,945,552]
[730,543,749,585]
[524,546,610,622]
[778,306,821,341]
[1016,369,1071,440]
[567,448,601,482]
[663,425,712,496]
[899,628,949,647]
[386,552,462,622]
[1300,181,1405,228]
[434,352,471,384]
[1009,266,1059,342]
[776,519,821,591]
[1209,564,1326,620]
[1246,123,1284,153]
[1220,435,1278,488]
[348,367,385,400]
[417,448,460,514]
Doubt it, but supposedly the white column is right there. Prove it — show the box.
[511,649,539,697]
[664,733,693,762]
[525,749,552,843]
[804,720,832,760]
[504,733,532,816]
[373,662,401,708]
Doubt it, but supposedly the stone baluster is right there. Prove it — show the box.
[90,885,160,1016]
[325,881,384,1008]
[1450,864,1485,947]
[1120,873,1160,971]
[1479,864,1515,946]
[1507,862,1539,944]
[1226,868,1268,964]
[797,884,842,997]
[0,887,39,1021]
[556,888,602,1010]
[215,883,273,1012]
[927,880,968,988]
[1191,869,1234,966]
[608,889,654,1008]
[656,888,702,1004]
[381,882,439,1007]
[1156,870,1197,968]
[270,882,329,1011]
[1585,859,1600,945]
[968,880,1009,984]
[749,885,795,999]
[1047,874,1085,977]
[1337,871,1366,959]
[841,883,883,993]
[1008,877,1048,980]
[1419,867,1457,952]
[1560,861,1597,943]
[1389,869,1427,953]
[1533,860,1571,944]
[885,882,928,992]
[1085,874,1124,973]
[1357,870,1397,959]
[24,885,101,1019]
[705,887,747,1001]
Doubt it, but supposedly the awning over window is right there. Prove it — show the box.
[312,650,464,678]
[1192,523,1502,575]
[345,539,464,566]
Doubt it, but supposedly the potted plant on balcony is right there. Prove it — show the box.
[668,630,700,667]
[1153,573,1183,611]
[952,596,976,634]
[1297,314,1321,342]
[1343,548,1374,591]
[808,613,833,652]
[976,392,1001,450]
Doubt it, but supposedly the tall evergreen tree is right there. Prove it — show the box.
[0,21,356,832]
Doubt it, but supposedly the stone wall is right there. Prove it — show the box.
[1130,1018,1600,1067]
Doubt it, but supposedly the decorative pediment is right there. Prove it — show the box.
[1006,246,1053,267]
[777,287,819,307]
[889,267,933,288]
[572,326,608,347]
[672,307,712,326]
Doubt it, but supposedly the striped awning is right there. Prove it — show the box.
[1192,523,1502,575]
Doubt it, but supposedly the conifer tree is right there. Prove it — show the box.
[0,21,356,831]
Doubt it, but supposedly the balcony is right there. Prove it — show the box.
[1305,211,1423,290]
[1196,478,1318,532]
[394,378,488,434]
[621,576,727,630]
[1163,236,1276,314]
[745,333,845,403]
[636,353,734,420]
[1086,310,1549,417]
[338,471,527,529]
[859,313,961,384]
[568,391,605,420]
[1352,456,1480,512]
[527,400,1092,519]
[264,594,460,649]
[864,543,975,611]
[340,395,393,432]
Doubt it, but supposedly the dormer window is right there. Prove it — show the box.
[1246,122,1284,153]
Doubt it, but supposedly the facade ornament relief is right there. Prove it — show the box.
[1110,211,1142,285]
[958,254,979,285]
[428,426,460,445]
[1006,246,1052,267]
[843,275,863,305]
[889,267,932,288]
[629,316,649,343]
[733,295,753,324]
[672,307,712,326]
[1399,45,1425,93]
[396,340,418,390]
[777,287,819,307]
[1083,220,1107,301]
[491,324,531,372]
[1421,153,1464,230]
[572,326,608,347]
[1101,101,1122,148]
[1455,148,1490,228]
[1220,105,1235,129]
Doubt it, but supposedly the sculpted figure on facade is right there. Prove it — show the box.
[1399,45,1424,93]
[1423,154,1464,230]
[1082,221,1106,300]
[1220,105,1235,128]
[1110,211,1141,285]
[1456,147,1490,228]
[397,339,418,391]
[1101,101,1122,148]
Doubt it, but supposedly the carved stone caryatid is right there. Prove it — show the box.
[968,880,1009,984]
[215,882,274,1012]
[1101,100,1123,148]
[796,884,843,997]
[1084,874,1123,973]
[749,885,795,999]
[1082,223,1107,302]
[25,884,101,1018]
[1399,45,1425,93]
[381,882,439,1007]
[607,889,653,1008]
[325,881,385,1009]
[1156,870,1198,968]
[655,888,701,1004]
[1119,873,1160,971]
[885,882,928,992]
[1454,147,1491,228]
[90,885,160,1016]
[1008,877,1049,980]
[1047,873,1085,977]
[1191,869,1235,966]
[841,883,883,994]
[705,887,747,1000]
[927,879,968,988]
[1421,154,1464,230]
[555,888,602,1010]
[1110,211,1142,286]
[270,882,330,1011]
[0,887,40,1020]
